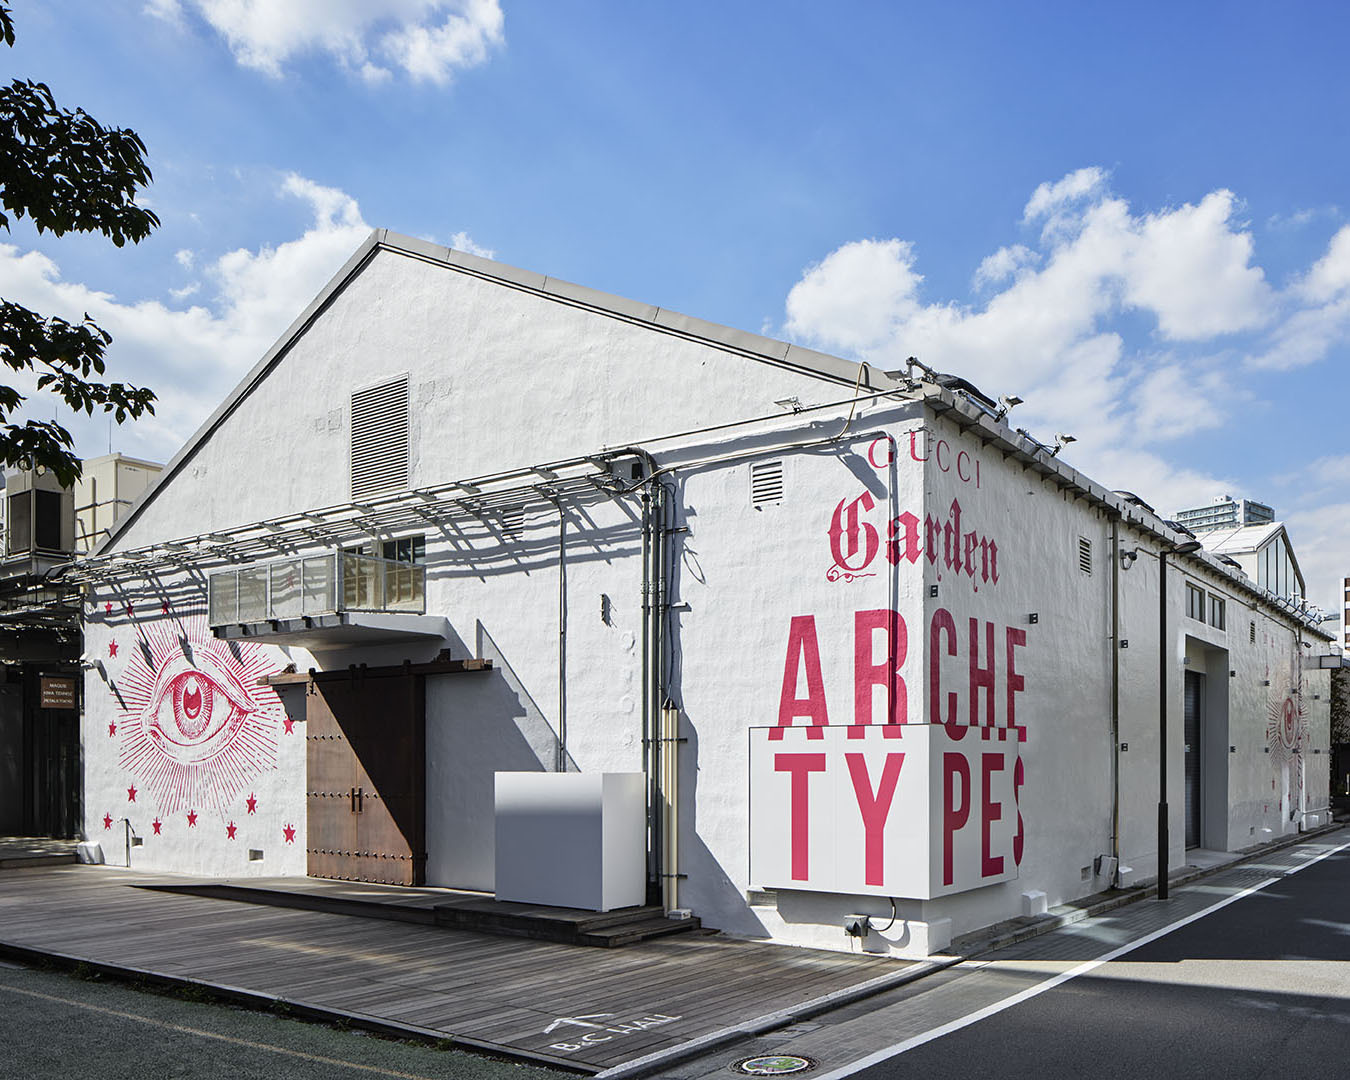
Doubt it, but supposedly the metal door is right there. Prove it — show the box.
[1184,671,1202,849]
[305,672,426,884]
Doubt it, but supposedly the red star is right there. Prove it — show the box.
[105,602,113,615]
[103,813,113,830]
[282,715,295,735]
[108,721,117,737]
[126,603,134,617]
[246,793,257,814]
[226,821,237,840]
[127,785,137,802]
[282,823,296,844]
[186,809,198,827]
[152,818,162,835]
[161,600,170,615]
[108,640,119,658]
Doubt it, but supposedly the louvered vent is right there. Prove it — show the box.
[1078,536,1092,575]
[750,460,784,508]
[350,376,409,500]
[1250,621,1256,644]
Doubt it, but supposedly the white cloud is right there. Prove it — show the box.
[1022,166,1108,224]
[174,248,195,270]
[1125,191,1274,339]
[780,167,1349,555]
[785,239,925,354]
[149,0,505,84]
[169,282,200,300]
[0,174,374,461]
[973,244,1037,291]
[448,230,494,259]
[1299,224,1350,303]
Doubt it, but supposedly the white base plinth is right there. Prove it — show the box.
[494,772,646,911]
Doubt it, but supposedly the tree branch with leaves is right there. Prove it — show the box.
[0,3,157,487]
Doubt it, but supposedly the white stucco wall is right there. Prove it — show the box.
[78,243,1332,956]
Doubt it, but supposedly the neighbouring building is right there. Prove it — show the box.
[63,231,1337,957]
[0,455,159,838]
[1196,522,1306,602]
[74,453,163,555]
[1174,495,1275,533]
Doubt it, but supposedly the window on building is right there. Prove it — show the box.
[1209,595,1225,630]
[1186,582,1205,621]
[381,536,425,564]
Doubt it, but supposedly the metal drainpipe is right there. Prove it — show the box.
[1110,516,1121,866]
[640,491,653,884]
[650,481,667,895]
[556,499,568,773]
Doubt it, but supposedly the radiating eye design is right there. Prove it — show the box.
[1281,698,1297,747]
[139,653,256,764]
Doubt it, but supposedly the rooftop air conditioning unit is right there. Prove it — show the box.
[4,465,75,557]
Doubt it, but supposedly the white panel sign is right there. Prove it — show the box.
[749,724,1019,899]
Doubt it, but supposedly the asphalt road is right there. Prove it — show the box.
[843,841,1350,1080]
[0,959,572,1080]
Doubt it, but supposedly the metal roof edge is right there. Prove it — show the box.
[94,229,881,556]
[918,386,1330,639]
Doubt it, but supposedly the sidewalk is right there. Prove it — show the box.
[0,863,910,1073]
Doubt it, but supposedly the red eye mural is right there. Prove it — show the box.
[1266,683,1308,812]
[115,614,282,817]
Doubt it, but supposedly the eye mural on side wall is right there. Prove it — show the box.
[1266,681,1308,815]
[113,612,285,819]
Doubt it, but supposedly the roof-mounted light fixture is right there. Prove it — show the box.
[1051,433,1077,456]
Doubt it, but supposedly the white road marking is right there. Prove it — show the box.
[0,981,446,1080]
[809,836,1350,1080]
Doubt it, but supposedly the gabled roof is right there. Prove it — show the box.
[93,229,891,556]
[1198,521,1285,555]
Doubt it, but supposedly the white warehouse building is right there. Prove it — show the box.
[67,231,1336,957]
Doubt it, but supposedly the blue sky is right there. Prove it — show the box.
[3,1,1348,609]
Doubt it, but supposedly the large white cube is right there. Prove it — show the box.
[494,772,647,911]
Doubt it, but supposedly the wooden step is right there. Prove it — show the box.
[135,880,704,947]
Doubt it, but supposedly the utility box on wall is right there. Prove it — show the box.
[4,466,75,557]
[494,772,646,911]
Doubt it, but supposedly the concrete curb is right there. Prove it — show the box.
[593,956,963,1079]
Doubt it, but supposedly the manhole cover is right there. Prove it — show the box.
[732,1055,818,1075]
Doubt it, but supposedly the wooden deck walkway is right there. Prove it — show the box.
[0,865,908,1072]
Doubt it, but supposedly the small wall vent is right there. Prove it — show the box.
[750,460,784,508]
[1250,621,1256,644]
[351,375,410,500]
[1078,536,1092,575]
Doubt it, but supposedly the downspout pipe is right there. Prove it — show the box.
[556,499,568,773]
[1110,515,1121,867]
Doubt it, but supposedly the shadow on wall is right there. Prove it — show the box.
[677,711,766,938]
[423,622,575,891]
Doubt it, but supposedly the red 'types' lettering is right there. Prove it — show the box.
[846,752,905,886]
[981,752,1006,877]
[775,753,827,880]
[774,616,828,740]
[1013,755,1025,867]
[942,752,971,885]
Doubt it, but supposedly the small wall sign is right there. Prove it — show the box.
[39,676,76,710]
